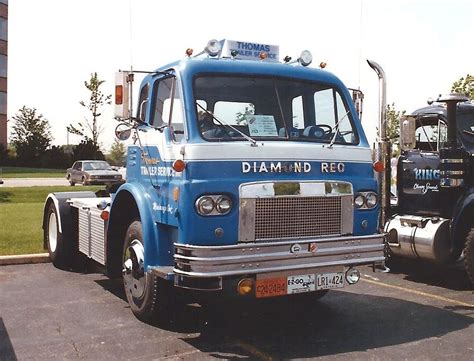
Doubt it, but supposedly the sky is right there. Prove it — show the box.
[7,0,474,151]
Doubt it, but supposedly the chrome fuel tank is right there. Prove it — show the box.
[385,215,452,263]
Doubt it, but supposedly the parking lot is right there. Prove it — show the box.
[0,260,472,360]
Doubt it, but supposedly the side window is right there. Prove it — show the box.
[292,96,304,129]
[74,162,82,170]
[151,77,174,127]
[314,89,336,125]
[137,84,149,122]
[415,120,446,151]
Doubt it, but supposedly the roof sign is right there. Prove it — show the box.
[220,40,279,62]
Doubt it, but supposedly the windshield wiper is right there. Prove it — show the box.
[462,129,474,136]
[196,102,258,147]
[328,110,351,147]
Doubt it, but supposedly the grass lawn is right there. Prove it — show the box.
[0,186,102,255]
[0,166,65,178]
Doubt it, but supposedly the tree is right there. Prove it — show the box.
[72,139,105,161]
[386,103,406,157]
[107,139,126,166]
[451,74,474,100]
[10,106,52,166]
[67,72,112,147]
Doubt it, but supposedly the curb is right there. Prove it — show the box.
[0,253,50,266]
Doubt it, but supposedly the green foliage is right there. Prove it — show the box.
[9,106,53,166]
[73,139,105,160]
[235,104,255,125]
[0,143,11,166]
[107,139,126,166]
[67,72,112,146]
[451,74,474,99]
[386,103,406,156]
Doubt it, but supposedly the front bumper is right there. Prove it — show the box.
[173,234,385,278]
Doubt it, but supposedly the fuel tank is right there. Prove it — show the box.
[385,215,452,263]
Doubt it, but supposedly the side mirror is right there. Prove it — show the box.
[400,116,416,150]
[115,123,132,141]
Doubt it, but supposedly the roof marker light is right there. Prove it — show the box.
[283,56,292,63]
[259,51,268,60]
[373,161,385,172]
[186,48,193,57]
[204,39,221,57]
[320,62,327,69]
[298,50,313,66]
[230,49,238,58]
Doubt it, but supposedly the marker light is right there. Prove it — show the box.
[100,210,109,221]
[115,85,123,105]
[283,55,292,63]
[373,161,385,172]
[204,39,221,57]
[259,51,268,60]
[185,48,193,57]
[172,159,186,172]
[320,62,327,69]
[298,50,313,66]
[230,49,239,58]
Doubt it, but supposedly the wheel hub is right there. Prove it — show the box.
[48,212,58,253]
[123,240,146,299]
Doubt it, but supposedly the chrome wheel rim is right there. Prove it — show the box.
[123,239,146,299]
[48,212,58,253]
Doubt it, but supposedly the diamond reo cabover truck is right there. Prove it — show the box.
[43,39,387,323]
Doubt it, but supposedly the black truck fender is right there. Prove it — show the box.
[450,187,474,258]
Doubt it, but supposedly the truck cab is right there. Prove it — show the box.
[44,40,386,322]
[387,95,474,282]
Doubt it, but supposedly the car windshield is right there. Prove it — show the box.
[457,111,474,151]
[83,161,111,171]
[193,75,358,144]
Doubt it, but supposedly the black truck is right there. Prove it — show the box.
[385,94,474,283]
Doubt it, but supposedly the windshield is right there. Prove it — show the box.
[84,161,111,171]
[193,76,358,144]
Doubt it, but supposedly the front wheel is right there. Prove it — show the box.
[122,220,176,323]
[464,229,474,284]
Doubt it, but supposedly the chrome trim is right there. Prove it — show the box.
[440,178,464,187]
[440,170,465,176]
[173,234,385,278]
[440,158,466,164]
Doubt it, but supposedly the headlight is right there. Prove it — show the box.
[354,191,378,210]
[366,192,377,208]
[195,195,233,216]
[354,194,365,209]
[216,196,232,215]
[196,196,215,215]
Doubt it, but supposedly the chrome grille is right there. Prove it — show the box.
[254,196,342,240]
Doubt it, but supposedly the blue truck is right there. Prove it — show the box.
[43,40,386,323]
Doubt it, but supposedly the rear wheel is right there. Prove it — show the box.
[67,174,75,186]
[122,220,176,323]
[45,203,72,269]
[464,229,474,284]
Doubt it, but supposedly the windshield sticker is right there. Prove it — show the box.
[247,115,278,137]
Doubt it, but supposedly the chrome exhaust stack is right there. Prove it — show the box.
[367,60,391,229]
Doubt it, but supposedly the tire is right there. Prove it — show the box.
[464,229,474,284]
[122,220,175,323]
[45,202,72,269]
[81,176,88,186]
[67,174,75,186]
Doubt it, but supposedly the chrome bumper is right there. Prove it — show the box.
[173,234,385,278]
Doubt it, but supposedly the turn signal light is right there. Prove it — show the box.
[172,159,186,172]
[237,278,254,295]
[373,161,385,172]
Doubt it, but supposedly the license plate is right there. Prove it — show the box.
[316,272,344,290]
[287,274,316,294]
[255,278,287,298]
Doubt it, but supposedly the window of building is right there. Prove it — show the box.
[0,55,6,77]
[0,18,6,41]
[0,92,6,114]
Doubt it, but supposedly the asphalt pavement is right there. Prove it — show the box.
[0,260,472,360]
